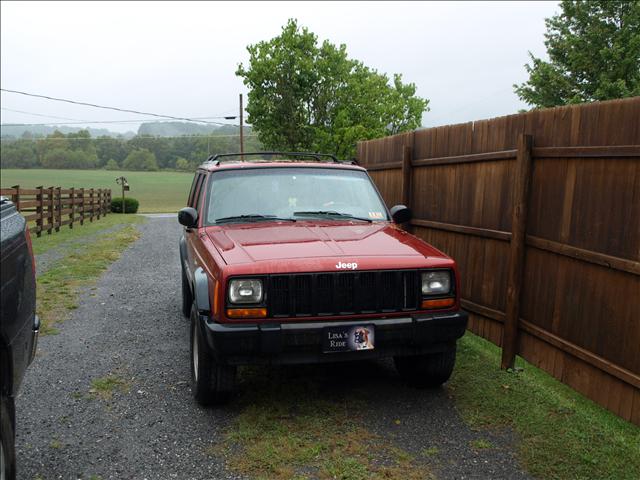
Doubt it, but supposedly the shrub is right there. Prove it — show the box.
[110,197,139,214]
[123,148,158,171]
[175,157,191,171]
[105,159,119,170]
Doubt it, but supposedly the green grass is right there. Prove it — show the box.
[1,168,193,213]
[217,367,432,480]
[449,332,640,480]
[420,447,439,458]
[31,213,144,255]
[90,374,130,400]
[49,439,62,449]
[469,439,493,450]
[36,223,142,335]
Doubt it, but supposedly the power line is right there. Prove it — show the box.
[0,107,239,126]
[0,108,89,122]
[1,88,240,126]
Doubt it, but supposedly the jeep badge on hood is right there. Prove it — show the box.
[336,261,358,270]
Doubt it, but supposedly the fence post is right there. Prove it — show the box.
[55,187,62,232]
[401,146,413,207]
[97,189,102,220]
[11,185,20,211]
[69,187,75,229]
[106,189,111,215]
[501,134,534,369]
[89,188,94,222]
[80,188,85,226]
[401,145,413,231]
[47,186,54,235]
[36,186,44,237]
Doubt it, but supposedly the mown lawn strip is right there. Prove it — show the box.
[450,332,640,480]
[31,213,144,255]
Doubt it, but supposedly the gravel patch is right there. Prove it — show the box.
[16,217,239,480]
[15,216,530,480]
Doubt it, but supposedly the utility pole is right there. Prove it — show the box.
[239,93,244,154]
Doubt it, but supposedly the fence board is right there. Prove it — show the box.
[357,97,640,424]
[3,185,112,236]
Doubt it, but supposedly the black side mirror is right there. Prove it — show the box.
[178,207,198,228]
[390,205,412,224]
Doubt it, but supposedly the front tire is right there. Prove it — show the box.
[1,395,16,480]
[394,346,457,388]
[189,306,236,405]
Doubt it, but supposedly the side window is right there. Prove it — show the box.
[191,174,207,212]
[187,173,200,207]
[188,174,204,209]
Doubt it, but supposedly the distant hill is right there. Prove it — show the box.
[137,121,250,137]
[0,124,135,139]
[0,121,252,141]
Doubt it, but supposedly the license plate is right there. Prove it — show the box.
[322,325,375,353]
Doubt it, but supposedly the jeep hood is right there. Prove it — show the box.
[206,221,447,265]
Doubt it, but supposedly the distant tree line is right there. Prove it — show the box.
[0,129,261,171]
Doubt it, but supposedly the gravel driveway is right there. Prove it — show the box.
[15,217,531,480]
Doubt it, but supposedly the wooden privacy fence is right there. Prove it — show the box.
[357,97,640,425]
[0,185,112,236]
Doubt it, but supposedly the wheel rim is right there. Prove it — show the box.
[192,323,199,382]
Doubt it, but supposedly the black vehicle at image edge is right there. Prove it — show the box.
[0,197,39,480]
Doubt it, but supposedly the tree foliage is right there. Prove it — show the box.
[123,149,158,171]
[105,159,120,170]
[236,19,428,158]
[174,157,190,171]
[515,0,640,108]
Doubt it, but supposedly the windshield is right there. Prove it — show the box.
[204,167,389,225]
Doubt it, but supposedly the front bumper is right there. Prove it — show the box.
[202,311,468,365]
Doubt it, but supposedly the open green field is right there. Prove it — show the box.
[0,169,193,213]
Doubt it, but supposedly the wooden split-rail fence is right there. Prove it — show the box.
[357,97,640,425]
[0,185,112,236]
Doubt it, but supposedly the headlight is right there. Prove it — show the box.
[421,271,451,295]
[228,279,263,304]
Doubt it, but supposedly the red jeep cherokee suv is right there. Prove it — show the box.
[179,152,468,405]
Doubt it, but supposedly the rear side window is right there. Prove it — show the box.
[187,173,200,207]
[190,173,206,211]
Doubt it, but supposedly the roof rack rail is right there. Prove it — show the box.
[205,152,343,165]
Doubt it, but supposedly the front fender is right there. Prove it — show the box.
[179,235,189,276]
[193,267,210,314]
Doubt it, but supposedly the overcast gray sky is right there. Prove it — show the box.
[1,1,560,134]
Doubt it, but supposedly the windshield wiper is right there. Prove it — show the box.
[214,214,296,224]
[293,210,373,223]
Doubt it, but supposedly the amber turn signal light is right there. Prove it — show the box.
[226,307,267,319]
[421,298,455,309]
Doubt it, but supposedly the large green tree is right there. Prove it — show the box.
[236,19,428,159]
[515,0,640,108]
[123,148,159,171]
